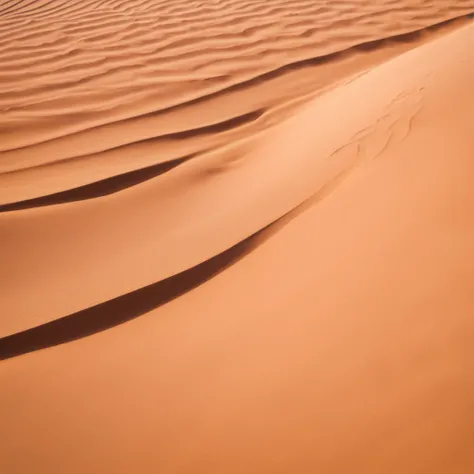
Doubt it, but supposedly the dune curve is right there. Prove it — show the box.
[1,2,474,474]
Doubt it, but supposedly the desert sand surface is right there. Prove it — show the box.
[1,0,474,473]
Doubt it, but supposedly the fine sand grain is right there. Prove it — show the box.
[1,1,474,473]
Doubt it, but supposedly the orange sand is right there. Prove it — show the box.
[1,1,474,473]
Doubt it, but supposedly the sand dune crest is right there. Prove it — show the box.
[1,1,474,473]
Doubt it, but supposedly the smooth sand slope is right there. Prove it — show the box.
[1,1,474,473]
[1,0,474,336]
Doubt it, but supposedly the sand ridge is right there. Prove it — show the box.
[1,1,474,473]
[1,1,474,337]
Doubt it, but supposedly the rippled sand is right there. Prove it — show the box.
[1,1,474,473]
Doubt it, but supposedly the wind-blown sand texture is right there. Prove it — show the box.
[1,0,474,473]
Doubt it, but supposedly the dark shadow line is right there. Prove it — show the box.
[0,154,191,212]
[1,108,264,174]
[0,225,267,360]
[0,109,265,212]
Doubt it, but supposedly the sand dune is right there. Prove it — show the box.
[0,0,473,335]
[1,1,474,473]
